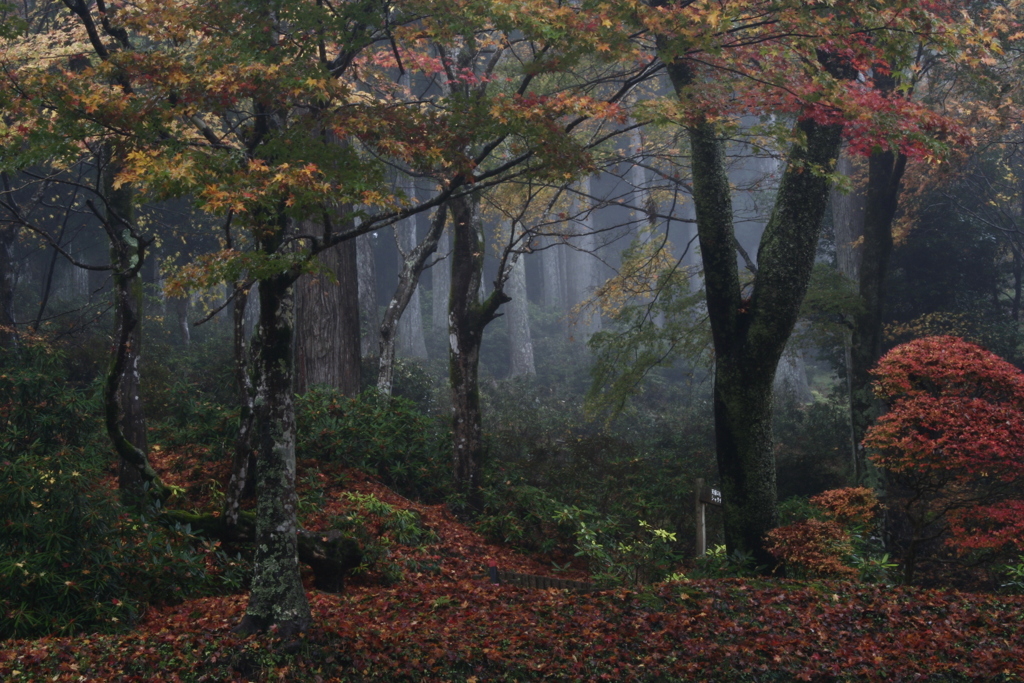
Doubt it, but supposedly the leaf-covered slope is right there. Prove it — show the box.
[4,458,1024,681]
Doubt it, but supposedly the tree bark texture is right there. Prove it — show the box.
[448,193,508,505]
[377,204,447,395]
[666,57,845,566]
[294,219,361,396]
[238,265,311,636]
[506,250,535,377]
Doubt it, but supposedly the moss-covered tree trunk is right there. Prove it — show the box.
[236,261,311,636]
[664,57,846,566]
[447,194,508,507]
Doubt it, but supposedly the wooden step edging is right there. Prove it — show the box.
[486,561,598,593]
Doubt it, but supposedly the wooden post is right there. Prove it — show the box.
[695,477,706,558]
[695,479,723,557]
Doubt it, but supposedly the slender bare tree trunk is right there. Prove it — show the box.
[506,250,535,377]
[394,175,428,360]
[96,151,169,506]
[357,231,379,357]
[377,205,447,395]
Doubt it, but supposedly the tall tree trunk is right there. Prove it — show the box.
[831,152,865,282]
[294,218,361,396]
[237,263,310,636]
[665,55,846,567]
[97,152,169,506]
[357,231,379,357]
[849,148,907,483]
[506,248,535,377]
[378,205,447,395]
[448,193,508,505]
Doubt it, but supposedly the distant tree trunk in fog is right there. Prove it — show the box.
[395,175,428,360]
[432,225,450,331]
[506,251,535,377]
[294,219,361,396]
[378,205,447,396]
[831,151,865,479]
[774,344,812,404]
[225,283,258,528]
[831,152,865,281]
[628,125,651,229]
[0,214,16,349]
[357,232,379,357]
[567,176,602,341]
[541,231,566,311]
[170,295,190,345]
[448,193,509,506]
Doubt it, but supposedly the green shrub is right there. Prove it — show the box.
[555,507,684,587]
[296,388,451,502]
[0,338,247,640]
[331,492,439,585]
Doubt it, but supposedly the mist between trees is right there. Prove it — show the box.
[2,0,1024,637]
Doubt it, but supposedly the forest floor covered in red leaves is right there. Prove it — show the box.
[3,452,1024,682]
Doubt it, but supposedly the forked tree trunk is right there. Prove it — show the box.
[665,54,847,567]
[378,205,447,395]
[448,194,508,505]
[395,174,428,360]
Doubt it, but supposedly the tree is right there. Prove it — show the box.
[864,336,1024,583]
[648,0,978,566]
